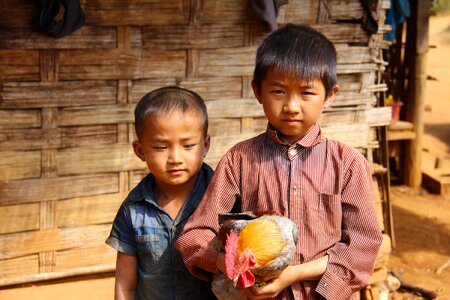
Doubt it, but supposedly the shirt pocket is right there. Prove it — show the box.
[135,229,169,272]
[318,193,342,238]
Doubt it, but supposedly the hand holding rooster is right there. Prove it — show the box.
[212,211,300,299]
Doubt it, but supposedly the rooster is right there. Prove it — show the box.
[217,211,299,289]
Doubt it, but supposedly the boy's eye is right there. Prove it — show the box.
[184,144,196,149]
[152,146,167,151]
[270,89,284,95]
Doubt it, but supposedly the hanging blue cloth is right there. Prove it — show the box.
[385,0,411,41]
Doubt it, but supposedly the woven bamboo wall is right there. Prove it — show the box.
[0,0,391,286]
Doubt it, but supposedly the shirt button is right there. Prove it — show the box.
[289,149,297,156]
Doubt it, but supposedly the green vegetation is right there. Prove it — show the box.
[432,0,450,13]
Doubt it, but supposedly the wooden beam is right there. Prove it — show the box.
[404,0,430,187]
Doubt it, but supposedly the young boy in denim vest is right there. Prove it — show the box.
[106,86,216,300]
[176,24,383,300]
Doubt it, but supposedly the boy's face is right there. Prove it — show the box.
[132,110,210,190]
[252,68,338,144]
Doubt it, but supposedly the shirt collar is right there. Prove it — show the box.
[128,164,213,224]
[266,123,324,148]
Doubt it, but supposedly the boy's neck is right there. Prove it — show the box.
[154,174,198,219]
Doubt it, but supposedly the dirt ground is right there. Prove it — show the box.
[386,12,450,300]
[0,12,449,300]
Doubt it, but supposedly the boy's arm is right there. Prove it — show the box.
[114,252,138,300]
[316,152,383,299]
[175,153,241,280]
[241,256,328,299]
[106,203,140,299]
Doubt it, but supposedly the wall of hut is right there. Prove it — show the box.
[0,0,392,293]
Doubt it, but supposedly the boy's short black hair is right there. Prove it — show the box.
[134,86,208,139]
[253,23,338,97]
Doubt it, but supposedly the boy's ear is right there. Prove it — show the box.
[324,84,340,109]
[203,134,211,158]
[132,140,145,161]
[251,80,263,104]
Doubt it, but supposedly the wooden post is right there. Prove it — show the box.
[404,0,429,187]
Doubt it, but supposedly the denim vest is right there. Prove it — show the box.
[106,164,216,300]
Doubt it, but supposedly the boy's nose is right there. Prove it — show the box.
[168,148,182,163]
[283,97,301,114]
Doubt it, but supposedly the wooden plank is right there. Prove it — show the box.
[206,99,264,119]
[202,0,256,24]
[129,79,178,103]
[319,111,357,126]
[209,119,242,137]
[0,174,119,205]
[57,99,265,127]
[373,178,385,231]
[61,125,117,148]
[0,126,116,150]
[198,47,256,77]
[57,49,186,80]
[0,0,36,29]
[387,130,416,141]
[179,77,243,101]
[57,193,124,228]
[205,132,262,168]
[0,128,61,150]
[332,93,376,107]
[0,255,39,280]
[322,124,369,148]
[56,143,144,176]
[129,170,149,188]
[0,109,41,129]
[358,107,392,126]
[336,45,372,64]
[337,63,378,74]
[0,203,40,234]
[313,24,369,44]
[422,169,450,195]
[0,26,117,50]
[142,24,244,49]
[0,225,112,260]
[54,246,116,272]
[0,81,117,109]
[374,234,392,270]
[0,50,40,81]
[59,104,135,126]
[277,0,318,24]
[83,0,189,26]
[0,150,41,180]
[0,263,114,287]
[328,0,364,20]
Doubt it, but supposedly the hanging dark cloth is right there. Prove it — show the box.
[360,0,379,34]
[250,0,288,32]
[35,0,86,38]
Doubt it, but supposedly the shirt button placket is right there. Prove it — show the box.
[288,148,297,158]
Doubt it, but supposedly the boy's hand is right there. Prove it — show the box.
[242,255,329,299]
[242,266,298,299]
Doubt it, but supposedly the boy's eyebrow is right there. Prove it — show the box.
[268,81,287,88]
[150,136,198,143]
[268,80,316,89]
